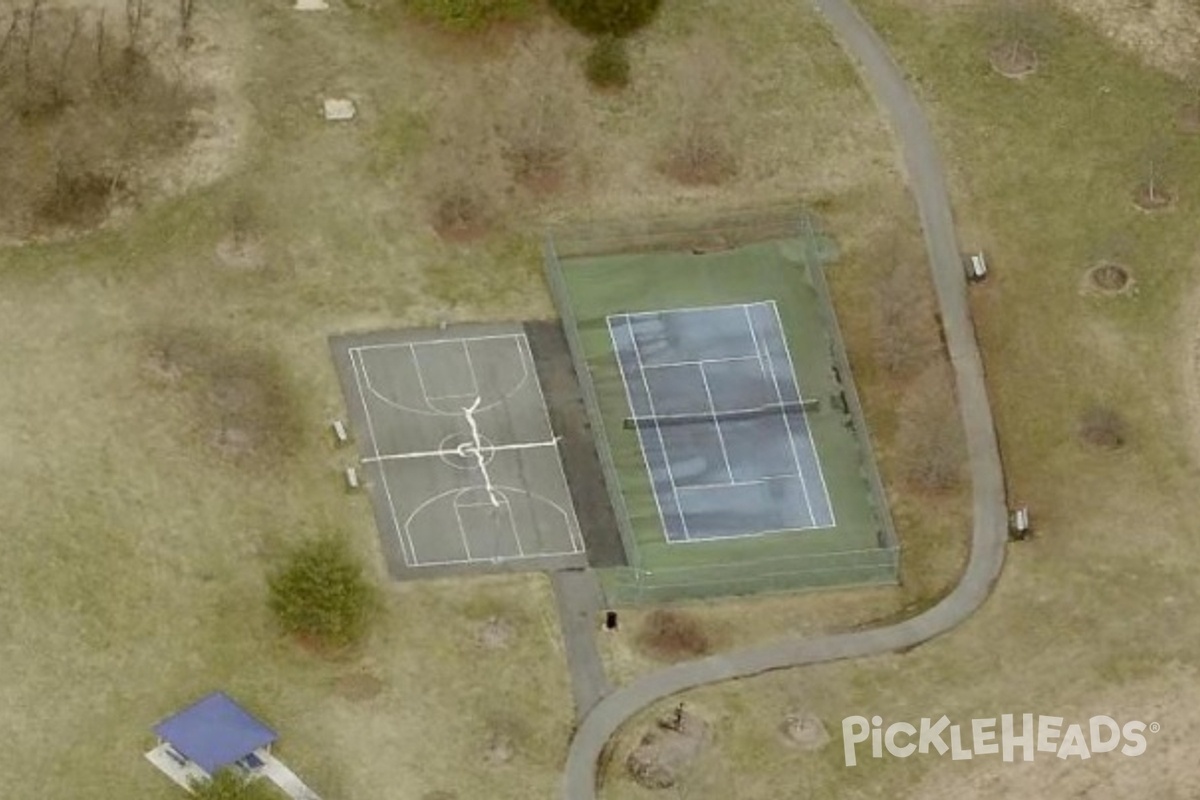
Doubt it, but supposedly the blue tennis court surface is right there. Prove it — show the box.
[608,301,835,542]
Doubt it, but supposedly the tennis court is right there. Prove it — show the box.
[545,218,900,602]
[608,301,834,542]
[330,325,586,578]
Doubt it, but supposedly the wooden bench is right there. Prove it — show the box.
[965,251,988,282]
[332,420,349,445]
[344,467,360,490]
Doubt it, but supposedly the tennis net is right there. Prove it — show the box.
[623,398,819,430]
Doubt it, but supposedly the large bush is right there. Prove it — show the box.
[268,534,376,648]
[549,0,662,36]
[404,0,535,30]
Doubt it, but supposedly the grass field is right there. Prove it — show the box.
[0,0,969,798]
[555,238,898,600]
[599,1,1200,797]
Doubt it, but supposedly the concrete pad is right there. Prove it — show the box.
[323,98,356,121]
[294,0,329,10]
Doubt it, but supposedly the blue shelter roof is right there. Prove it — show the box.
[153,692,278,775]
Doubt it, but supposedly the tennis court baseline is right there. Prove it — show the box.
[607,301,834,543]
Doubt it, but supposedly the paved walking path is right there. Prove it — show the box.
[561,0,1009,796]
[551,569,613,719]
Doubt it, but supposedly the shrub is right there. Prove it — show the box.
[190,771,279,800]
[404,0,534,31]
[268,534,376,648]
[549,0,662,37]
[584,36,631,89]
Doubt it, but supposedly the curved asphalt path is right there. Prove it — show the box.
[562,1,1009,796]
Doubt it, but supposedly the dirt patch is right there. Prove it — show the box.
[1082,262,1135,296]
[215,235,267,271]
[477,616,514,649]
[481,713,531,767]
[634,609,712,662]
[1056,0,1200,79]
[1178,103,1200,134]
[1078,406,1128,450]
[625,706,712,789]
[779,712,829,750]
[142,327,303,462]
[335,671,386,701]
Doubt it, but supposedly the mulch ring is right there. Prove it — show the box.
[989,43,1038,79]
[625,706,712,789]
[1081,262,1136,297]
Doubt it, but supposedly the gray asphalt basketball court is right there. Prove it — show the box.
[330,324,587,578]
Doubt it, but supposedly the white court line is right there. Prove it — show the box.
[698,363,735,483]
[622,301,761,318]
[461,340,481,398]
[674,479,764,492]
[350,349,417,567]
[670,519,839,544]
[404,544,583,568]
[354,347,455,418]
[407,344,440,413]
[362,438,561,464]
[454,490,522,561]
[745,303,816,528]
[450,490,476,560]
[641,355,760,370]
[624,314,692,541]
[422,390,478,401]
[518,334,585,555]
[349,334,531,417]
[768,300,836,527]
[352,333,522,351]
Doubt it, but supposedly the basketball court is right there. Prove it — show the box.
[330,324,587,578]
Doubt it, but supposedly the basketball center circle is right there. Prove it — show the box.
[438,431,495,471]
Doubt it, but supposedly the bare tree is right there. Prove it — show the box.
[124,0,144,52]
[493,33,577,190]
[897,362,965,492]
[660,32,740,185]
[1136,137,1173,209]
[94,8,105,76]
[421,77,507,239]
[178,0,196,49]
[50,10,81,106]
[23,0,43,93]
[0,10,20,66]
